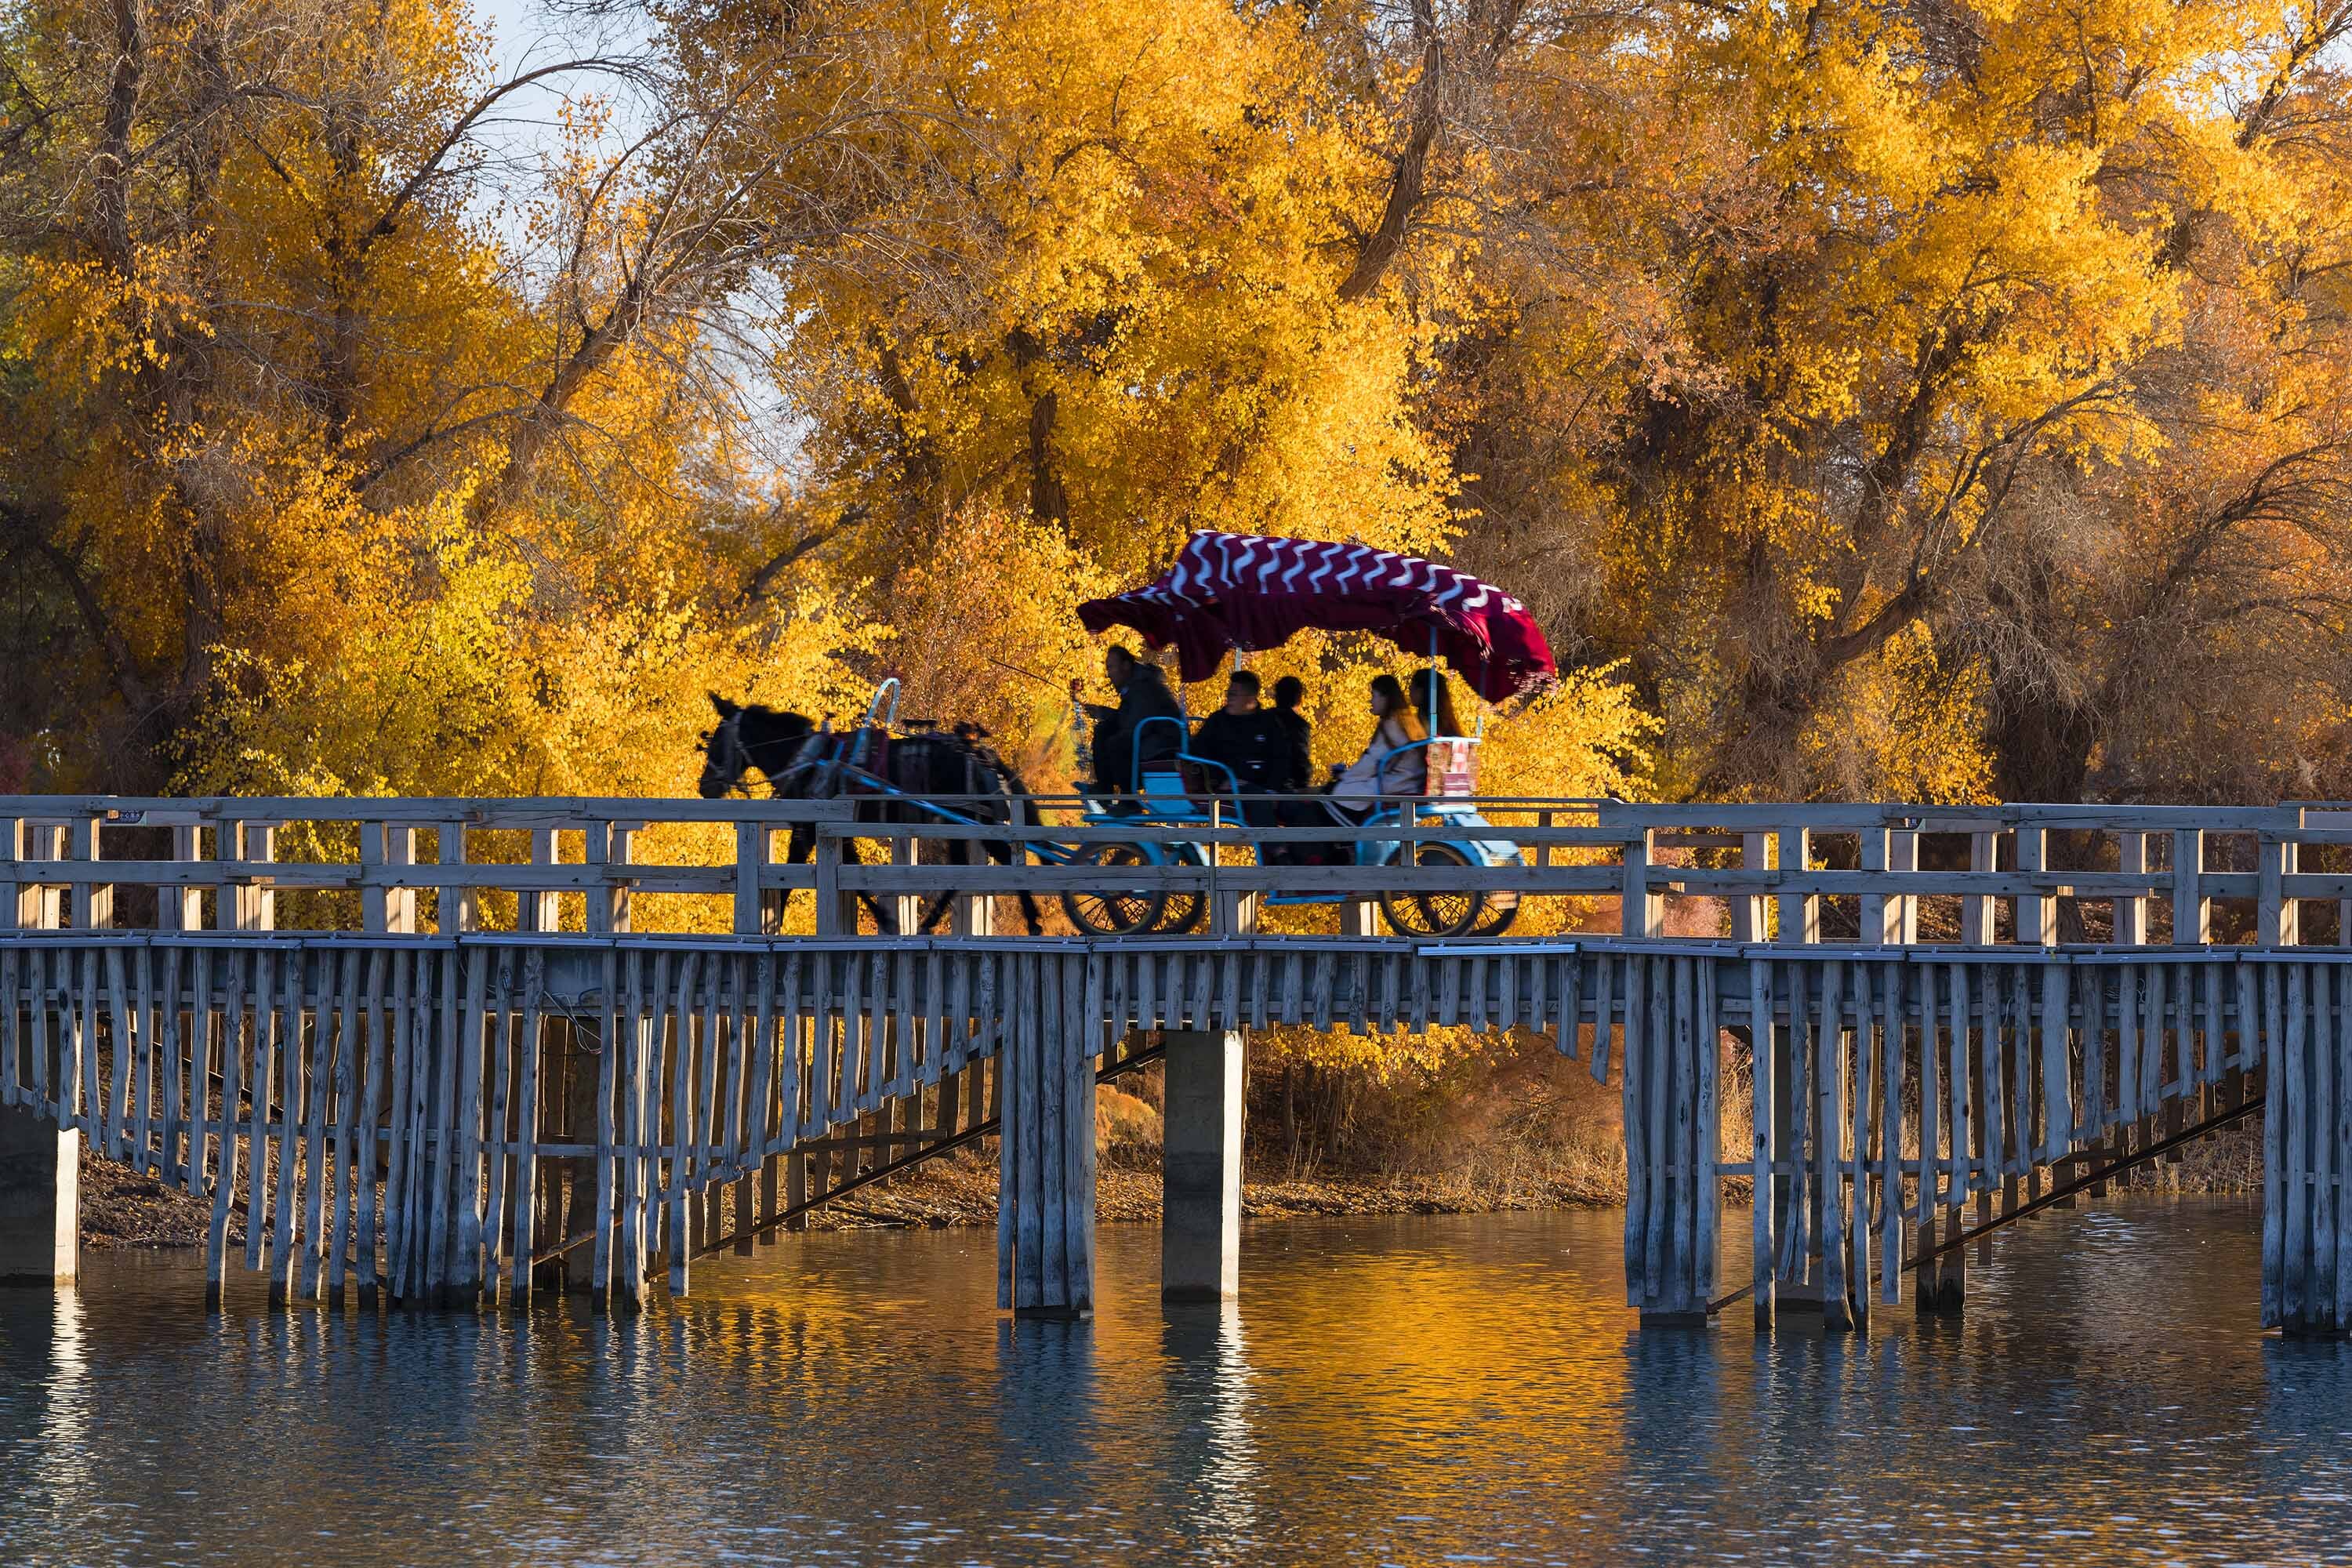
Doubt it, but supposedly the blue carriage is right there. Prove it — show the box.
[1059,531,1559,939]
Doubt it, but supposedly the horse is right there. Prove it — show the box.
[696,694,1044,935]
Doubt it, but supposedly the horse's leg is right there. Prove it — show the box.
[916,837,963,935]
[781,822,814,922]
[985,838,1044,936]
[844,837,894,935]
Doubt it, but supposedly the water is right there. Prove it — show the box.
[3,1200,2349,1566]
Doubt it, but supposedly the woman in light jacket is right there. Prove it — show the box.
[1326,674,1426,824]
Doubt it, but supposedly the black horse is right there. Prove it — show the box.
[697,695,1044,935]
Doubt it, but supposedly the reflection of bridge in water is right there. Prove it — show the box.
[0,795,2344,1336]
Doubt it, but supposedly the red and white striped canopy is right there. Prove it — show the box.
[1078,532,1558,703]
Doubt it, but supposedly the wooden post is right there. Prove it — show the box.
[885,830,925,937]
[1860,827,1918,946]
[735,822,769,936]
[1749,958,1774,1329]
[2015,826,2054,948]
[1886,827,1918,944]
[1859,827,1888,948]
[162,825,203,931]
[437,821,476,935]
[2117,833,2148,946]
[813,826,846,937]
[70,815,112,931]
[1621,826,1663,938]
[0,814,21,933]
[1962,832,1997,945]
[2171,828,2206,945]
[523,827,559,934]
[2259,834,2298,949]
[1732,833,1769,942]
[1776,827,1817,945]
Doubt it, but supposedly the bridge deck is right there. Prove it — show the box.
[2,797,2347,1334]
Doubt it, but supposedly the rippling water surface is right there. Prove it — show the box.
[3,1200,2348,1565]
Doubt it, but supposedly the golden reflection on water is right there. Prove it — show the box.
[5,1201,2352,1566]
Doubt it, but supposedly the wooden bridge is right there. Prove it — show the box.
[0,795,2343,1336]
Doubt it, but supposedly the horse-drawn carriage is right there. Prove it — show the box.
[699,531,1556,938]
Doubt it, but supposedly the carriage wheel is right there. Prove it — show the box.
[1061,844,1169,937]
[1468,893,1520,938]
[1380,843,1484,938]
[1154,889,1206,935]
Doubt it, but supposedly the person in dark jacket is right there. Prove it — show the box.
[1269,674,1312,793]
[1082,646,1182,795]
[1190,670,1291,823]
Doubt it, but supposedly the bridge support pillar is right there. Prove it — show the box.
[0,1105,76,1287]
[1162,1029,1243,1302]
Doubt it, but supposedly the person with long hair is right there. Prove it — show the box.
[1410,666,1462,739]
[1325,673,1427,824]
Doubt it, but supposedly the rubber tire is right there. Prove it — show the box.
[1380,843,1484,938]
[1060,844,1169,936]
[1468,894,1520,938]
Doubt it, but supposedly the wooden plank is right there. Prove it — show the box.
[1695,957,1721,1304]
[1590,954,1615,1081]
[1749,956,1773,1328]
[1014,953,1044,1311]
[2338,954,2352,1333]
[590,948,622,1311]
[1557,952,1581,1062]
[506,950,544,1298]
[1817,958,1847,1330]
[1039,952,1067,1309]
[1879,960,1904,1303]
[204,950,248,1309]
[1847,960,1872,1330]
[1779,960,1810,1283]
[1619,953,1646,1307]
[422,946,463,1303]
[327,947,361,1304]
[2262,960,2285,1327]
[451,942,492,1300]
[357,948,388,1305]
[477,951,515,1301]
[382,949,416,1301]
[1668,956,1696,1309]
[127,945,154,1169]
[1644,957,1671,1301]
[2038,960,2071,1163]
[1918,953,1941,1216]
[2201,960,2227,1087]
[1065,955,1098,1312]
[2286,962,2311,1327]
[100,945,130,1161]
[245,946,278,1276]
[188,944,214,1196]
[269,948,304,1304]
[666,952,700,1296]
[2315,962,2338,1329]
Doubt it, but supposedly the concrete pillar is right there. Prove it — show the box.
[0,1105,76,1287]
[1162,1029,1243,1301]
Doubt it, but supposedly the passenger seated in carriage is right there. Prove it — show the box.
[1325,673,1427,825]
[1270,675,1312,793]
[1410,665,1463,738]
[1189,670,1291,824]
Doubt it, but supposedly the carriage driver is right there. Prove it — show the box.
[1080,644,1182,799]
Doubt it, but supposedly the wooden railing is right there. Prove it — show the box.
[9,796,2352,945]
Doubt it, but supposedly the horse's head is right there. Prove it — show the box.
[698,695,750,798]
[699,692,818,798]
